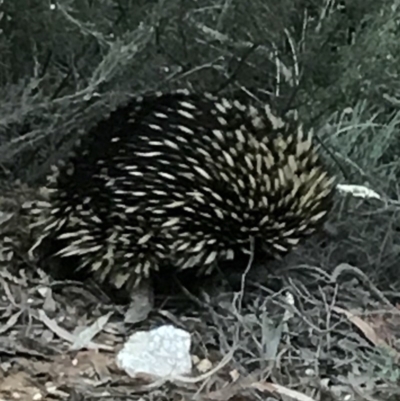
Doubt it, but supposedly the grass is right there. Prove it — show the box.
[0,1,400,400]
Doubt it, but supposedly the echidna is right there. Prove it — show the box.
[29,90,335,291]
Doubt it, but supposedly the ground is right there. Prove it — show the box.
[0,189,400,401]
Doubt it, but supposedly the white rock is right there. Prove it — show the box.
[116,325,192,379]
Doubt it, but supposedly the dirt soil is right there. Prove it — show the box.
[1,188,400,401]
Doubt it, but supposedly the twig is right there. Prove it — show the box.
[331,263,394,307]
[237,236,255,313]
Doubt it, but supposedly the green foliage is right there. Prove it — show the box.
[0,0,399,187]
[1,4,400,396]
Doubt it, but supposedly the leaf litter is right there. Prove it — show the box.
[0,186,399,401]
